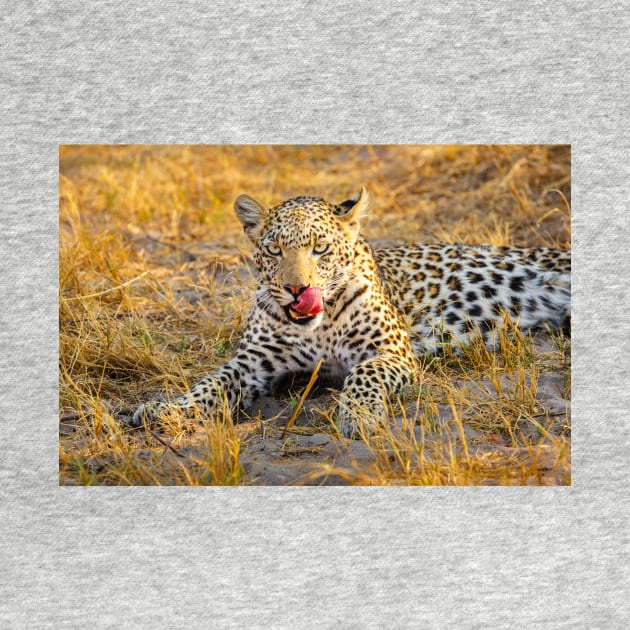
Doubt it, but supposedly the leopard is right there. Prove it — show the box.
[130,188,570,438]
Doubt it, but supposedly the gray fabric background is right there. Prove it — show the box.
[1,1,628,627]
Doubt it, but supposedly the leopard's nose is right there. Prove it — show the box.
[283,284,309,298]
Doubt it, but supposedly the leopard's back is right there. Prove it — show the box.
[375,242,570,353]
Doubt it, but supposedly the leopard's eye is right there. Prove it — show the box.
[313,243,330,256]
[265,244,282,257]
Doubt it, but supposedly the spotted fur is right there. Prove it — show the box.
[131,189,570,438]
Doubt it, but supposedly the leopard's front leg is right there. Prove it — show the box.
[336,354,415,439]
[130,348,270,427]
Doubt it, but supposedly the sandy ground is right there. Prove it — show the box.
[229,346,569,486]
[62,328,566,486]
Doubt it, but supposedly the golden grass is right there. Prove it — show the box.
[59,144,570,486]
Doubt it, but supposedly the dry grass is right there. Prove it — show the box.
[59,145,571,486]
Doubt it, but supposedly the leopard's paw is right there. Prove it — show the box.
[128,399,198,427]
[337,407,382,440]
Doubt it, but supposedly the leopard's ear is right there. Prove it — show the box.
[234,194,267,243]
[337,187,370,240]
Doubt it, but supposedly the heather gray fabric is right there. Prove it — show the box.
[1,2,628,627]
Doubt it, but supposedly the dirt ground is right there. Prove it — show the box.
[60,330,569,486]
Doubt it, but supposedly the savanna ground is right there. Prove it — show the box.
[59,145,571,485]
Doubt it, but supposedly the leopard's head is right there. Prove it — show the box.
[234,188,370,329]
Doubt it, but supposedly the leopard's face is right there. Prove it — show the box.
[235,191,369,330]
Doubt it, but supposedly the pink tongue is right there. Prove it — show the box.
[291,286,323,316]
